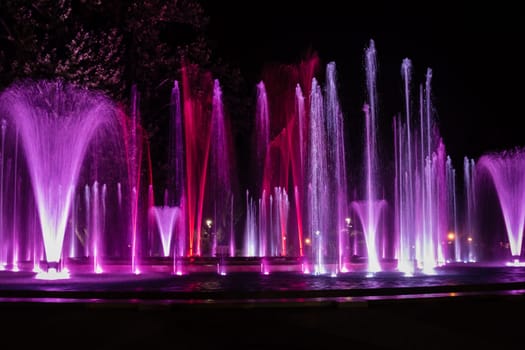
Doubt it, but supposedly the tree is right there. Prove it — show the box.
[0,0,247,199]
[0,0,211,99]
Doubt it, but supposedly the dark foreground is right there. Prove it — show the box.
[1,291,523,349]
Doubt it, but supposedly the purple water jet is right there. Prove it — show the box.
[463,157,477,261]
[153,206,179,257]
[0,41,517,278]
[478,149,525,261]
[0,80,118,268]
[359,40,384,273]
[395,63,455,274]
[205,79,235,257]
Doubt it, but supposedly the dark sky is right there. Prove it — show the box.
[203,1,523,171]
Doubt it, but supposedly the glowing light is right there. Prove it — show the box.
[205,219,212,228]
[35,268,70,280]
[302,264,311,274]
[95,265,104,274]
[305,238,311,245]
[134,268,141,275]
[467,236,473,242]
[506,259,525,266]
[447,232,455,241]
[345,217,351,225]
[423,266,437,275]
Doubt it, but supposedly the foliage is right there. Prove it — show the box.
[0,0,249,198]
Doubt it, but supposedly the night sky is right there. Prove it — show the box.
[203,1,523,172]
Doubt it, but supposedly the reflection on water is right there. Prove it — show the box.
[1,265,525,296]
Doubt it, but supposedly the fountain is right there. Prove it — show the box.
[352,40,385,274]
[394,61,456,274]
[0,40,522,299]
[0,79,119,273]
[478,149,525,264]
[153,206,179,257]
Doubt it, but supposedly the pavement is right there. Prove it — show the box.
[1,291,523,349]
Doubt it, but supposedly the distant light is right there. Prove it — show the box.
[134,268,141,275]
[315,230,320,236]
[447,232,455,241]
[305,238,311,245]
[263,271,270,275]
[467,236,473,242]
[345,217,351,225]
[220,271,227,276]
[206,219,213,228]
[95,265,104,274]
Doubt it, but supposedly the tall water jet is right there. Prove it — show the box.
[395,65,453,274]
[446,156,458,262]
[241,84,267,256]
[254,81,270,195]
[167,80,186,260]
[205,79,235,257]
[395,57,416,273]
[355,40,383,273]
[181,63,213,257]
[324,62,349,271]
[307,78,329,274]
[124,84,145,273]
[0,119,6,267]
[464,157,477,261]
[478,149,525,262]
[0,80,117,268]
[168,80,185,202]
[260,56,318,259]
[243,190,257,256]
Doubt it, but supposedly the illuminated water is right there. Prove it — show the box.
[0,41,523,282]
